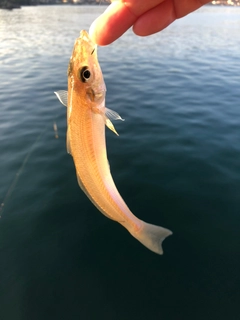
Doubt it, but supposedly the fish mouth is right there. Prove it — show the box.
[80,30,89,39]
[80,30,95,46]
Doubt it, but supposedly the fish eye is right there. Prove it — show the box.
[80,66,91,82]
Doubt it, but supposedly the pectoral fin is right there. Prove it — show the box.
[104,108,124,136]
[105,108,124,121]
[54,90,68,107]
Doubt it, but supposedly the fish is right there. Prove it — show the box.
[55,30,172,254]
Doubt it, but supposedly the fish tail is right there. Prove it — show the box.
[130,222,172,255]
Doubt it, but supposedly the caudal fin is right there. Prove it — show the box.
[130,222,172,255]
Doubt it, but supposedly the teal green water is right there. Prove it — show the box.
[0,5,240,320]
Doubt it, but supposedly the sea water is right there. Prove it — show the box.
[0,5,240,320]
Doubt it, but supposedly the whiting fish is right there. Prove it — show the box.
[55,30,172,254]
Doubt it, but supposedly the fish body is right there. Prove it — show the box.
[55,30,172,254]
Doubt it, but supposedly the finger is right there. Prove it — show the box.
[133,0,211,36]
[89,2,137,46]
[89,0,166,45]
[133,0,175,36]
[121,0,165,16]
[173,0,211,18]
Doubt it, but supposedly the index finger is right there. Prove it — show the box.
[89,2,136,46]
[89,0,164,45]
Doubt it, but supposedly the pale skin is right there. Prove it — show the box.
[89,0,211,46]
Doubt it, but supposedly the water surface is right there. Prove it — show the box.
[0,5,240,320]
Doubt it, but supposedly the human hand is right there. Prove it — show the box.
[89,0,210,46]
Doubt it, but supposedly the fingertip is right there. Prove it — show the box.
[89,1,137,46]
[89,20,97,43]
[89,3,121,46]
[88,15,114,46]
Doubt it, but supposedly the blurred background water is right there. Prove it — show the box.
[0,5,240,320]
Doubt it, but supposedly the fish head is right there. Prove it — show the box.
[68,30,106,106]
